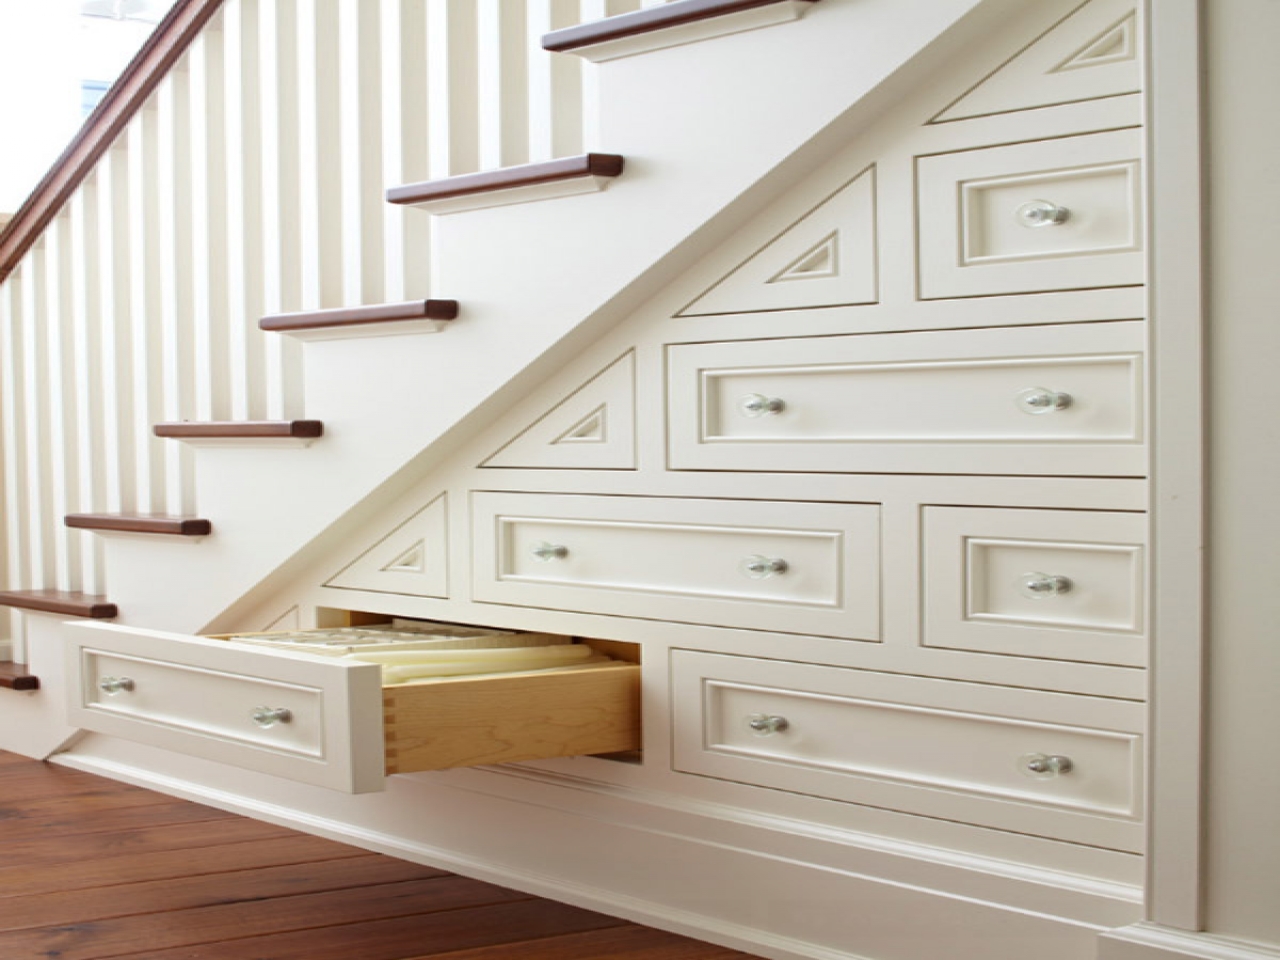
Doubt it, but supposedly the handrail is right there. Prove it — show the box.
[0,0,225,284]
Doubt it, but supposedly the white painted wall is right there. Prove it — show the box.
[1203,0,1280,948]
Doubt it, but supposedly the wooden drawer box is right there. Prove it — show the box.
[672,650,1144,851]
[65,621,640,794]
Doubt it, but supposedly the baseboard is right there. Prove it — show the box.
[1099,924,1280,960]
[52,749,1114,960]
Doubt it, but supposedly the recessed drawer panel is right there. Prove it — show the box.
[922,507,1146,666]
[671,650,1143,850]
[472,493,880,640]
[667,321,1144,476]
[65,622,640,793]
[917,129,1143,298]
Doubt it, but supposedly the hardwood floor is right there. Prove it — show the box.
[0,751,757,959]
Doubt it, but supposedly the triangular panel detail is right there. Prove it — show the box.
[1053,14,1134,71]
[769,233,839,283]
[553,406,607,444]
[326,494,448,597]
[931,0,1139,124]
[482,353,635,469]
[679,167,876,316]
[382,542,425,573]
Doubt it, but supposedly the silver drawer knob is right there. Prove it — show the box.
[741,555,788,579]
[98,676,135,696]
[747,713,789,736]
[1015,199,1070,227]
[1016,387,1073,415]
[251,706,293,728]
[1021,753,1074,778]
[738,393,785,418]
[530,541,569,561]
[1018,572,1074,599]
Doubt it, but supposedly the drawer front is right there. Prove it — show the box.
[667,321,1144,476]
[472,493,880,640]
[672,651,1143,850]
[917,129,1143,298]
[65,622,386,793]
[922,507,1146,666]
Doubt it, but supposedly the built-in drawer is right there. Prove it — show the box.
[916,128,1143,298]
[667,321,1144,476]
[65,622,640,793]
[671,650,1143,850]
[921,506,1146,666]
[471,493,880,640]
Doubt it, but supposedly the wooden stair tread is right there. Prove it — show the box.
[0,589,118,619]
[386,154,625,207]
[65,514,212,536]
[259,299,458,333]
[154,420,324,439]
[0,663,39,691]
[542,0,819,52]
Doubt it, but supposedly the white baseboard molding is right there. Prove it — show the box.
[1100,924,1280,960]
[53,749,1113,960]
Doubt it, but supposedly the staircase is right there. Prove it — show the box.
[0,0,998,720]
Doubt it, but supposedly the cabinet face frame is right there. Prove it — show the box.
[1142,0,1207,930]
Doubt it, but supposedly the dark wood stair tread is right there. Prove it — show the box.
[542,0,819,52]
[387,154,625,207]
[65,514,212,536]
[0,662,39,691]
[259,299,458,333]
[154,420,324,439]
[0,589,118,619]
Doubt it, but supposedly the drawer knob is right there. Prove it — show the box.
[530,541,569,561]
[747,713,789,736]
[1016,387,1073,415]
[741,555,789,579]
[1021,753,1074,778]
[738,393,786,418]
[98,676,135,696]
[250,706,293,728]
[1018,572,1074,599]
[1015,199,1071,227]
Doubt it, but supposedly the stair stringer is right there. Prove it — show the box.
[70,0,1031,639]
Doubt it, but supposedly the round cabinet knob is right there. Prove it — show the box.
[98,676,135,696]
[740,555,789,580]
[251,706,293,728]
[530,541,569,561]
[747,713,789,737]
[1015,199,1071,227]
[1020,753,1074,779]
[1018,572,1074,600]
[738,394,786,418]
[1016,387,1073,415]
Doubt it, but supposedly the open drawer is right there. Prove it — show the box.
[64,621,640,793]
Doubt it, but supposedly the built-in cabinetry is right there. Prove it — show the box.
[64,0,1150,910]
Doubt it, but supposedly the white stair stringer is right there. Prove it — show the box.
[75,0,1027,640]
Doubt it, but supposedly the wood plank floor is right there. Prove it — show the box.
[0,751,758,960]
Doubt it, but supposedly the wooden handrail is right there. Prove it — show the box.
[0,0,225,284]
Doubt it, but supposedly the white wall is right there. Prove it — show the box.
[1204,0,1280,947]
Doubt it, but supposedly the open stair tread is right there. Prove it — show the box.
[65,514,213,536]
[153,420,324,439]
[0,589,118,619]
[259,299,458,334]
[387,154,625,210]
[542,0,820,55]
[0,662,39,691]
